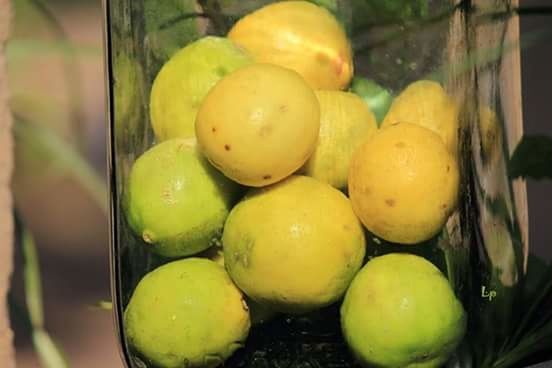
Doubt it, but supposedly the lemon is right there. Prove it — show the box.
[124,258,250,368]
[125,138,241,257]
[228,1,353,90]
[341,253,466,368]
[382,80,459,156]
[302,90,377,189]
[150,36,251,141]
[348,123,459,244]
[196,63,320,187]
[223,175,365,314]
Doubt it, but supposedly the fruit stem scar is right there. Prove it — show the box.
[142,230,154,244]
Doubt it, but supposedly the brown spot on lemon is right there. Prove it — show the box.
[395,142,406,148]
[385,199,396,207]
[224,144,231,151]
[263,175,272,180]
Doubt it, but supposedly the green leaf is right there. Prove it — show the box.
[13,118,108,215]
[350,0,431,30]
[144,0,202,63]
[6,39,101,63]
[90,300,113,311]
[15,217,70,368]
[21,226,44,328]
[33,329,70,368]
[509,135,552,180]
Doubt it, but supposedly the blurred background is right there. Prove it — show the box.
[5,0,551,367]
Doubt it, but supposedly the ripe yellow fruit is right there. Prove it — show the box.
[341,254,466,368]
[149,37,251,141]
[196,63,320,187]
[223,175,366,314]
[302,90,378,189]
[382,80,459,156]
[228,1,353,90]
[348,123,459,244]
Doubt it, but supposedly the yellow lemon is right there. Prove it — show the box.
[196,63,320,187]
[223,175,365,314]
[228,1,353,90]
[348,123,459,244]
[341,253,466,368]
[124,258,250,368]
[150,36,251,141]
[302,90,378,189]
[382,80,459,156]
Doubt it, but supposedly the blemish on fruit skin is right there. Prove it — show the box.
[446,165,451,172]
[395,142,406,148]
[224,144,231,151]
[279,105,288,112]
[334,56,344,76]
[142,230,154,244]
[316,52,329,65]
[441,203,448,210]
[385,199,396,207]
[259,124,273,137]
[212,127,217,133]
[263,175,272,180]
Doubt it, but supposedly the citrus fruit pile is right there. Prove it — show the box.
[122,2,466,367]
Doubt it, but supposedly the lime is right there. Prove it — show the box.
[341,253,466,368]
[349,77,393,124]
[125,138,241,257]
[124,258,250,367]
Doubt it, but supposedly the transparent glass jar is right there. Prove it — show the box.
[104,1,527,367]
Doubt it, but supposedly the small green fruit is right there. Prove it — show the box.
[341,253,466,368]
[125,138,241,257]
[350,77,393,124]
[124,258,250,368]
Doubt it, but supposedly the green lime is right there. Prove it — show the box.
[125,138,241,257]
[350,77,393,124]
[124,258,250,367]
[341,253,466,367]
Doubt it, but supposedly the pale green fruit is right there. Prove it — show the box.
[124,258,250,368]
[341,253,466,368]
[150,36,252,141]
[125,138,241,257]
